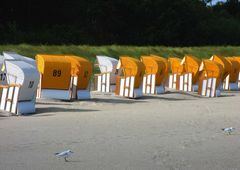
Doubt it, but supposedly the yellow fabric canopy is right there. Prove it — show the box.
[168,57,184,74]
[150,55,169,83]
[36,54,71,90]
[233,56,240,64]
[225,57,240,83]
[210,55,231,81]
[66,56,92,89]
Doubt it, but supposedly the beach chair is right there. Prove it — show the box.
[168,57,185,90]
[0,58,40,115]
[210,55,231,90]
[36,54,72,100]
[36,54,92,100]
[180,55,201,92]
[224,57,240,90]
[94,56,119,93]
[115,56,145,98]
[67,56,92,99]
[198,60,223,97]
[232,56,240,89]
[150,55,169,86]
[141,55,166,94]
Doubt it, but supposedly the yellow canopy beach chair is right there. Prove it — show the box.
[66,55,92,99]
[115,56,145,98]
[210,55,231,90]
[198,59,223,97]
[36,54,72,100]
[141,55,166,94]
[224,57,240,90]
[180,55,201,92]
[150,54,169,85]
[168,57,185,90]
[233,56,240,88]
[36,54,92,100]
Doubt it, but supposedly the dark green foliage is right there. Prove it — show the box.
[0,0,240,45]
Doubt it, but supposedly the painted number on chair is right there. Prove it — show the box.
[0,73,6,81]
[53,70,61,77]
[28,81,34,88]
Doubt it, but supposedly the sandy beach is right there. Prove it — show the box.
[0,90,240,170]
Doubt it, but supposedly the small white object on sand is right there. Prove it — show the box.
[222,127,235,135]
[55,150,73,162]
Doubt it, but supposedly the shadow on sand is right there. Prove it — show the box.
[36,101,72,106]
[74,97,147,104]
[29,107,100,116]
[141,95,196,101]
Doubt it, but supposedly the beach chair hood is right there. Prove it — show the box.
[168,57,185,74]
[67,56,92,89]
[96,56,118,84]
[233,56,240,64]
[96,56,118,73]
[4,60,40,101]
[36,54,71,90]
[151,55,169,83]
[210,55,231,81]
[225,57,240,83]
[3,51,36,67]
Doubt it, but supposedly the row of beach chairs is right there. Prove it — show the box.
[95,55,240,98]
[0,52,239,115]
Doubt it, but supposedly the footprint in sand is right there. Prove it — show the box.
[152,150,191,169]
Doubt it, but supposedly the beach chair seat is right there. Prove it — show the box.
[168,73,180,89]
[222,57,240,90]
[142,74,164,94]
[168,57,185,91]
[115,76,142,98]
[179,72,193,92]
[199,77,219,97]
[94,73,111,93]
[0,84,21,115]
[0,84,34,115]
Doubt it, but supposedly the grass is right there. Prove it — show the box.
[0,44,240,63]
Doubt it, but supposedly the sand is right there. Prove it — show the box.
[0,91,240,170]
